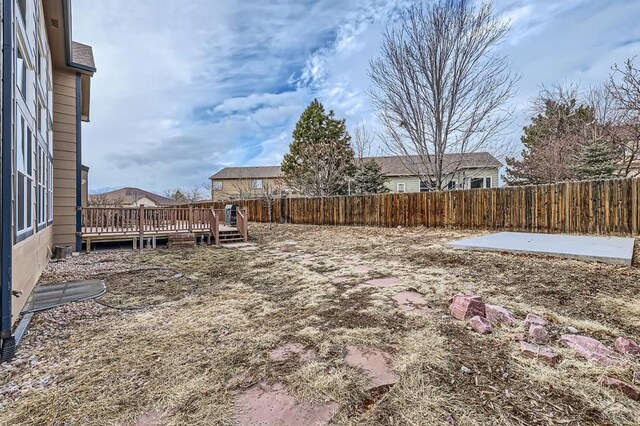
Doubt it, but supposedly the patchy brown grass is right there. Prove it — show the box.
[1,224,639,425]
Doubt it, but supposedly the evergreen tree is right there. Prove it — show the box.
[505,98,596,185]
[282,99,355,196]
[353,160,389,194]
[576,142,617,180]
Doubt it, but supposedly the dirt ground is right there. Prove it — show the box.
[1,224,639,425]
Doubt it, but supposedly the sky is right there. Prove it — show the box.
[71,0,640,194]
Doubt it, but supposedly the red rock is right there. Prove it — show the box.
[615,337,640,355]
[520,341,561,366]
[449,294,485,320]
[524,313,547,327]
[469,316,493,334]
[345,346,398,389]
[392,291,430,315]
[598,376,640,401]
[236,382,339,426]
[485,304,517,326]
[560,335,622,366]
[529,324,548,344]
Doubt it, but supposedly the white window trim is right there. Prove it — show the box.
[251,179,263,190]
[396,183,406,193]
[15,115,35,241]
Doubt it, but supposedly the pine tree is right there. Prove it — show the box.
[576,142,617,180]
[282,99,355,196]
[353,160,389,194]
[505,98,597,185]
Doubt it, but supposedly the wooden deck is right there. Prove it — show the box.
[81,206,248,251]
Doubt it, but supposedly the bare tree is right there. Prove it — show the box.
[88,193,126,207]
[608,59,640,177]
[228,179,257,200]
[352,122,376,162]
[369,0,517,190]
[258,179,283,230]
[164,187,204,204]
[290,141,355,196]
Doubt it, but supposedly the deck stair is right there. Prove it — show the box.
[218,229,245,245]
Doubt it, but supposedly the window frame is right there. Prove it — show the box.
[470,178,484,189]
[485,177,492,188]
[447,181,457,191]
[251,179,263,190]
[211,181,223,191]
[15,113,35,242]
[396,182,406,193]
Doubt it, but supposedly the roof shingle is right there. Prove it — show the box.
[72,41,96,71]
[209,152,502,180]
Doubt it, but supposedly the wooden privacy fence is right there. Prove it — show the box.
[194,178,640,236]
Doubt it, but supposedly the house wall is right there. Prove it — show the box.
[52,69,77,248]
[212,177,282,201]
[384,168,500,193]
[10,0,57,324]
[11,226,51,321]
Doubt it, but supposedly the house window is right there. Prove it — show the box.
[36,143,46,228]
[470,178,484,189]
[212,181,223,190]
[447,181,457,190]
[16,47,27,98]
[16,114,34,238]
[397,183,406,193]
[419,180,432,192]
[251,179,263,189]
[47,154,53,224]
[18,0,27,24]
[485,177,492,188]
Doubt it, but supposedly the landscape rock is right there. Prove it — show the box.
[392,291,430,315]
[598,376,640,401]
[614,337,640,355]
[565,326,579,334]
[361,277,401,288]
[449,294,485,320]
[236,382,339,426]
[524,313,548,327]
[345,345,398,389]
[469,316,493,334]
[520,341,561,366]
[529,324,548,344]
[268,343,317,362]
[560,334,622,366]
[460,366,472,374]
[485,304,517,326]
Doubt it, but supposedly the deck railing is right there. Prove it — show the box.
[82,206,248,240]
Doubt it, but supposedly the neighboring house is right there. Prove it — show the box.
[373,152,501,193]
[209,152,501,200]
[90,187,179,207]
[0,0,95,354]
[209,166,284,201]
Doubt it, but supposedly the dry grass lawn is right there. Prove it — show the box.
[1,224,639,425]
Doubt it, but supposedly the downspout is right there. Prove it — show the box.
[75,74,82,252]
[0,0,15,360]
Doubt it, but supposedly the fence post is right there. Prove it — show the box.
[188,206,193,233]
[138,204,145,249]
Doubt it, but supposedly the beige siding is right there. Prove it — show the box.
[385,176,420,193]
[52,70,78,247]
[212,177,283,201]
[11,227,53,322]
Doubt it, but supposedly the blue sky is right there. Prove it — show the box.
[72,0,640,194]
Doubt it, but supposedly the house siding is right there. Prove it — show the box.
[52,69,77,247]
[384,176,420,193]
[11,226,52,321]
[212,177,283,201]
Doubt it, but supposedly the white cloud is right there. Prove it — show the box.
[72,0,640,193]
